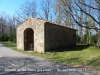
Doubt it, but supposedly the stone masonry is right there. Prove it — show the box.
[16,17,76,53]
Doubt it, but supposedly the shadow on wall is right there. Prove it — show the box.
[48,45,90,52]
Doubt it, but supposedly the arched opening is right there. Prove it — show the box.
[24,28,34,51]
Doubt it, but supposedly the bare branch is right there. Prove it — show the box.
[75,0,100,25]
[78,0,100,11]
[16,0,37,20]
[65,2,99,32]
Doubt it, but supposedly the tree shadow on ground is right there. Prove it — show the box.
[65,57,82,64]
[49,45,90,52]
[87,57,100,70]
[0,57,88,75]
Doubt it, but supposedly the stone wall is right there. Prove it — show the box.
[16,18,45,53]
[44,22,76,52]
[33,19,45,53]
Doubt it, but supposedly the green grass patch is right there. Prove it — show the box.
[1,41,100,70]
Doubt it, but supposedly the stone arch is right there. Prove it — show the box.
[24,28,34,51]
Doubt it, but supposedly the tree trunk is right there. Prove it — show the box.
[96,32,100,48]
[80,26,83,44]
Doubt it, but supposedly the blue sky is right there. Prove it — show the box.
[0,0,40,15]
[0,0,89,17]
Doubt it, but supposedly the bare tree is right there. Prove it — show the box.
[16,0,37,20]
[54,0,75,27]
[40,0,53,21]
[0,11,8,36]
[0,11,20,42]
[84,0,93,44]
[78,0,85,44]
[63,0,100,47]
[53,0,65,24]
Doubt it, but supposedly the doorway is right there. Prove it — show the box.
[24,28,34,51]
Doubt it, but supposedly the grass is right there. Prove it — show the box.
[1,41,100,70]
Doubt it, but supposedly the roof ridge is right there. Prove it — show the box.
[17,17,76,31]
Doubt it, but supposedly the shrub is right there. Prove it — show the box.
[0,34,9,41]
[0,34,16,42]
